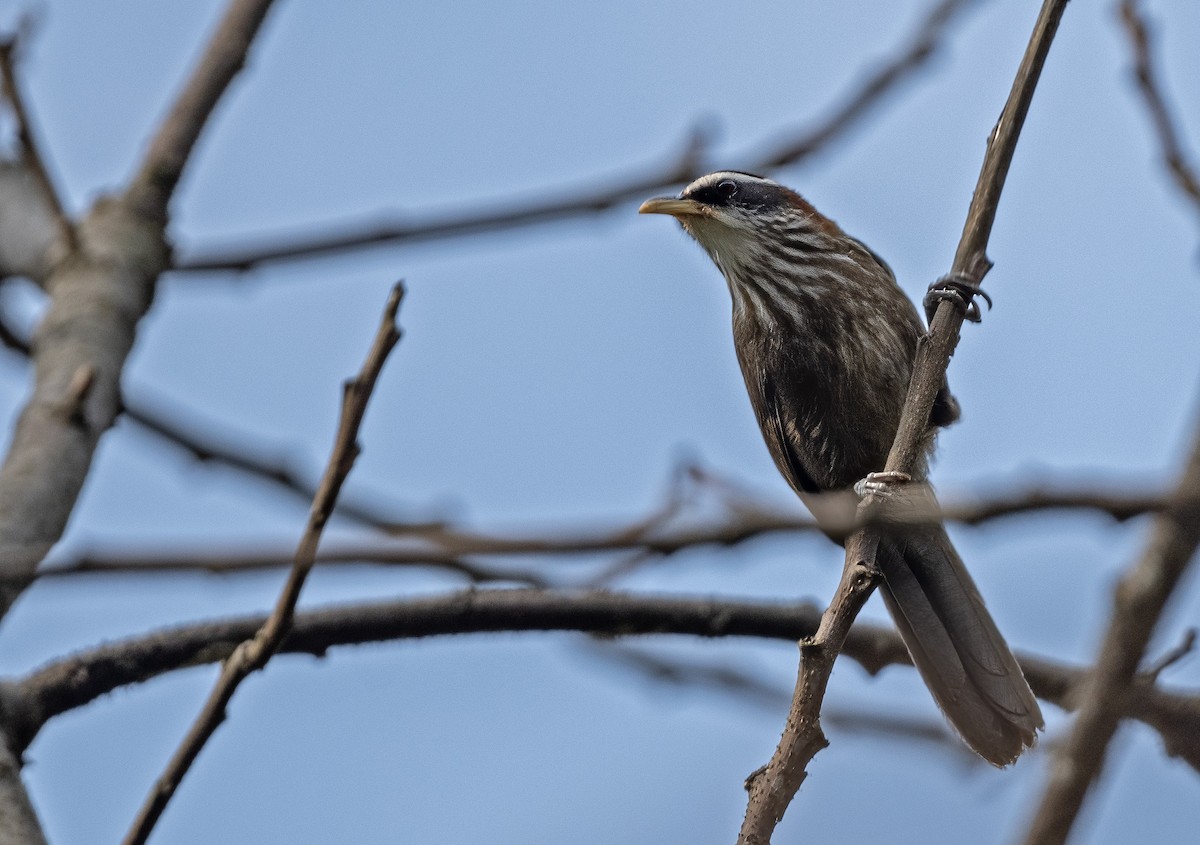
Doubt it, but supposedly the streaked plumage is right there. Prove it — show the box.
[641,171,1042,765]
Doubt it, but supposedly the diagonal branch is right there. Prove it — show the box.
[1118,0,1200,226]
[118,392,437,531]
[171,0,979,274]
[119,282,404,845]
[1017,8,1200,841]
[0,31,75,255]
[0,304,432,531]
[123,0,279,223]
[736,2,1070,842]
[1019,334,1200,841]
[8,589,1200,774]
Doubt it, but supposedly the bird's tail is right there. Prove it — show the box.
[876,523,1043,766]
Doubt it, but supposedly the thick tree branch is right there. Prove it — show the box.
[737,2,1070,842]
[171,0,978,274]
[0,0,277,616]
[1020,395,1200,843]
[0,162,60,281]
[0,4,278,840]
[0,736,45,845]
[9,589,1200,774]
[1118,0,1200,226]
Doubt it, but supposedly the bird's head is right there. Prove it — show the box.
[639,171,841,271]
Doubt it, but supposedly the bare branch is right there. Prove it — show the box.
[752,0,974,169]
[0,31,75,254]
[0,735,46,845]
[10,589,1200,775]
[118,392,442,531]
[1021,403,1200,844]
[1017,8,1200,841]
[9,482,1164,585]
[120,281,403,845]
[0,305,438,531]
[1119,0,1200,226]
[738,2,1070,841]
[1144,628,1196,684]
[123,0,279,222]
[0,0,277,622]
[171,0,979,274]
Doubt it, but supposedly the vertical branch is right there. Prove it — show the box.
[736,2,1070,842]
[120,282,405,845]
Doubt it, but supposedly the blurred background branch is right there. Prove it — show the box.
[169,0,980,274]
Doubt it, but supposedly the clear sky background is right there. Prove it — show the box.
[1,1,1199,843]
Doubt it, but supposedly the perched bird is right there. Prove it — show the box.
[640,171,1042,765]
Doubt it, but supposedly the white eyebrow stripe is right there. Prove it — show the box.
[683,171,778,194]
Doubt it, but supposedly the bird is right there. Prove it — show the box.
[639,170,1043,765]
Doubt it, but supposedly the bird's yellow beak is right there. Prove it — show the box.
[638,197,708,218]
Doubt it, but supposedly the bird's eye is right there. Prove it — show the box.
[717,180,738,198]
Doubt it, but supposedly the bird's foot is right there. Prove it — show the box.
[924,272,992,324]
[854,470,912,499]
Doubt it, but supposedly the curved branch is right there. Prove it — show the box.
[10,589,1200,774]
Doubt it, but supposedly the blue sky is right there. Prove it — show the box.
[1,1,1199,843]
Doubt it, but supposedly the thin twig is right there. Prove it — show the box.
[171,0,978,274]
[118,394,442,531]
[0,32,75,253]
[119,281,405,845]
[1119,0,1200,225]
[1144,628,1196,684]
[1021,399,1200,845]
[9,589,1200,774]
[737,2,1070,842]
[12,483,1166,584]
[0,306,436,532]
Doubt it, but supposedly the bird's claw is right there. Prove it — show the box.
[854,470,912,499]
[924,273,992,324]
